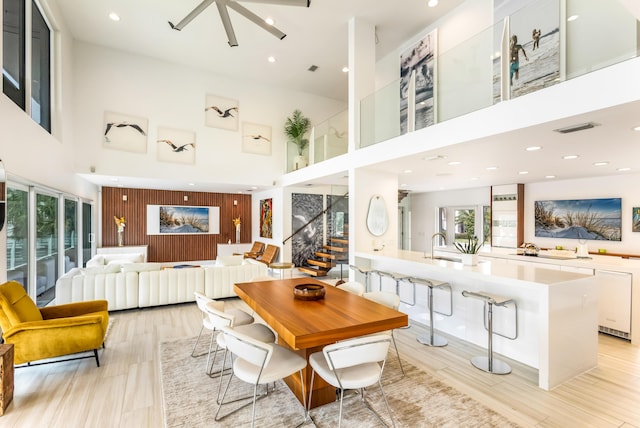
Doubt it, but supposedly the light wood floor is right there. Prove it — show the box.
[4,292,640,427]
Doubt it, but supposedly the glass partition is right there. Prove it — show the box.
[358,0,639,149]
[312,109,348,164]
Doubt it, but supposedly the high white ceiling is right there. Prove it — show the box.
[56,0,640,194]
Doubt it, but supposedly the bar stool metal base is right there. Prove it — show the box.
[470,356,511,374]
[416,334,447,347]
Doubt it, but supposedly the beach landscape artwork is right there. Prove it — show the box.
[159,206,209,234]
[400,29,436,134]
[534,198,622,241]
[492,0,560,102]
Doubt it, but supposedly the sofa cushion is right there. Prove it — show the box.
[122,262,162,273]
[216,255,244,266]
[86,255,106,267]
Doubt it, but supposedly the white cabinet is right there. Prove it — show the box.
[595,269,632,338]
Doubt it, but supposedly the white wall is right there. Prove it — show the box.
[71,42,346,189]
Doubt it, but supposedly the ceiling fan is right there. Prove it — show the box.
[169,0,311,47]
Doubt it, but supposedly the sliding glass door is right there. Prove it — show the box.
[36,192,58,306]
[6,187,29,291]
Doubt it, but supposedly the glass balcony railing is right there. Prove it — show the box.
[286,109,349,173]
[359,0,639,149]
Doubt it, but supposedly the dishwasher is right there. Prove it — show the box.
[595,269,632,340]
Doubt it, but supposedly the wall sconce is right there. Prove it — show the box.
[233,199,238,206]
[184,195,189,202]
[122,194,127,201]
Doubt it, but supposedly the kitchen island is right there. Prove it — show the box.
[354,248,598,390]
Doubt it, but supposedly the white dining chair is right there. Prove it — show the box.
[204,301,276,396]
[308,334,395,428]
[192,291,254,373]
[215,325,308,428]
[336,281,365,296]
[363,291,405,377]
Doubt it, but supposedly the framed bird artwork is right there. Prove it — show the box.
[156,127,196,164]
[103,111,148,153]
[204,94,239,131]
[242,122,272,156]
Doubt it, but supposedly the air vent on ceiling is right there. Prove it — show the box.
[308,65,318,72]
[553,122,599,134]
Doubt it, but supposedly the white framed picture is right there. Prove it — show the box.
[103,111,148,153]
[242,122,272,156]
[156,127,196,164]
[204,94,239,131]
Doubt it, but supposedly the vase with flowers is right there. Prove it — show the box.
[232,217,241,244]
[114,216,126,247]
[453,235,483,266]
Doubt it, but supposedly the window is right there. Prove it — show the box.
[64,198,77,273]
[2,0,51,132]
[6,187,29,291]
[2,0,26,109]
[36,192,58,306]
[82,202,93,267]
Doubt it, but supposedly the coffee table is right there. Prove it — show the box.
[234,277,408,408]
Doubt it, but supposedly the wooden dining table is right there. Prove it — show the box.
[234,277,408,408]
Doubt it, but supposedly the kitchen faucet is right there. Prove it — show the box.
[429,232,447,259]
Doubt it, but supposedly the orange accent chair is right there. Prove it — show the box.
[0,281,109,367]
[243,241,265,259]
[257,244,279,266]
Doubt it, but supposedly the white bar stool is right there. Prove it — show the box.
[461,290,518,375]
[407,277,452,347]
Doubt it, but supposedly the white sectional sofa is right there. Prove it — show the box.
[55,253,267,311]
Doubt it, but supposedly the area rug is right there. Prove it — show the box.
[160,336,519,427]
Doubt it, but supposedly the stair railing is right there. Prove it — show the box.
[282,192,348,246]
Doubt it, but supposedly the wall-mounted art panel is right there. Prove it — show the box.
[157,127,196,164]
[204,94,238,131]
[260,198,272,238]
[534,198,621,241]
[146,205,220,235]
[103,111,148,153]
[242,122,272,155]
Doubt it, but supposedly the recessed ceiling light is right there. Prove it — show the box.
[470,177,479,181]
[633,126,640,131]
[593,161,609,166]
[265,17,274,26]
[526,146,541,151]
[403,169,412,174]
[109,12,120,21]
[342,67,349,73]
[567,14,579,22]
[428,0,439,7]
[617,167,631,172]
[545,175,556,179]
[267,56,276,63]
[110,177,119,182]
[519,171,529,175]
[562,155,579,160]
[447,161,461,166]
[486,166,498,170]
[423,155,446,161]
[400,183,408,187]
[188,182,195,186]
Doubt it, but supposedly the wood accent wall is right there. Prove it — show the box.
[102,187,252,262]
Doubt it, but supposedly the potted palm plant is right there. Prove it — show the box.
[284,109,311,170]
[453,235,483,266]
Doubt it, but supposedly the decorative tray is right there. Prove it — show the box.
[293,284,326,301]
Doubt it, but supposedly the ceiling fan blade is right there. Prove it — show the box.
[227,1,286,40]
[169,0,216,30]
[216,3,239,47]
[239,0,310,6]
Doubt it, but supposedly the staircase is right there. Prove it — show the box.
[298,236,348,277]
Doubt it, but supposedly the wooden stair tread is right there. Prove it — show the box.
[307,259,335,268]
[323,245,348,253]
[329,237,349,245]
[298,266,330,277]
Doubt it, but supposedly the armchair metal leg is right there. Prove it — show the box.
[94,349,100,367]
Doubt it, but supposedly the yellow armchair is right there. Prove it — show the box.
[0,281,109,367]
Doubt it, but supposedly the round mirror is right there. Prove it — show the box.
[366,195,388,236]
[0,159,5,232]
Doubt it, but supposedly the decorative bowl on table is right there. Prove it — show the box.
[293,284,326,301]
